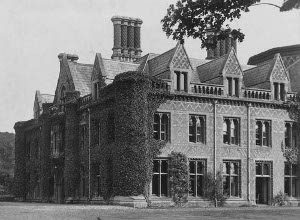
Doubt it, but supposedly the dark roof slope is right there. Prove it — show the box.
[148,47,176,76]
[68,62,93,96]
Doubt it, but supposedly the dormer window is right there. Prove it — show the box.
[227,77,239,97]
[273,82,285,101]
[174,71,187,92]
[94,82,99,99]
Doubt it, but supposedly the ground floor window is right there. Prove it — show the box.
[284,163,298,197]
[189,159,206,197]
[152,159,168,197]
[222,160,241,197]
[255,161,272,204]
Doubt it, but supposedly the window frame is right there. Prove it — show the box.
[152,158,169,197]
[223,117,240,145]
[174,71,188,92]
[189,159,206,197]
[189,115,206,144]
[222,160,241,198]
[255,120,271,147]
[153,112,171,142]
[284,163,298,197]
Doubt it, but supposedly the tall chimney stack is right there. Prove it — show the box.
[206,29,237,60]
[111,16,143,62]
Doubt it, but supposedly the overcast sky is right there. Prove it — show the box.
[0,0,299,133]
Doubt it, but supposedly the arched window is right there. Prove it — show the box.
[223,118,240,145]
[223,119,230,144]
[262,122,270,146]
[256,120,271,147]
[189,115,205,143]
[256,121,262,146]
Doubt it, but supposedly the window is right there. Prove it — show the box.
[284,163,298,197]
[227,77,239,97]
[285,122,297,148]
[223,118,240,145]
[256,120,271,147]
[223,161,241,197]
[153,113,170,141]
[274,82,279,100]
[152,159,168,197]
[280,83,285,101]
[189,160,206,197]
[94,82,99,99]
[51,125,62,155]
[189,115,205,143]
[174,71,188,92]
[256,161,271,176]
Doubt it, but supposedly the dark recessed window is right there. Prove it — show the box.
[153,112,170,141]
[223,118,240,145]
[152,159,168,197]
[189,160,206,197]
[189,115,205,143]
[256,120,271,147]
[223,161,241,197]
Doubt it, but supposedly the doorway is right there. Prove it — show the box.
[255,161,272,205]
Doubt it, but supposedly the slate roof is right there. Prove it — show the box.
[148,47,176,76]
[68,62,93,96]
[102,59,139,82]
[196,53,228,83]
[243,58,275,89]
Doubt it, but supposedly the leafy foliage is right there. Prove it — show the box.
[203,171,227,207]
[168,152,189,206]
[161,0,299,49]
[272,191,288,206]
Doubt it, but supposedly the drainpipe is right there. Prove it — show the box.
[88,108,91,201]
[213,100,217,178]
[247,103,251,202]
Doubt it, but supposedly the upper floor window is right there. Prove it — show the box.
[189,159,206,197]
[189,115,205,143]
[285,122,297,148]
[51,125,62,155]
[94,82,99,99]
[174,71,188,92]
[284,163,298,197]
[256,120,271,147]
[154,112,170,141]
[223,117,240,145]
[227,77,239,97]
[273,82,285,101]
[223,161,241,197]
[80,125,87,150]
[152,159,168,197]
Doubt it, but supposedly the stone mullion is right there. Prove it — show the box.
[159,113,162,140]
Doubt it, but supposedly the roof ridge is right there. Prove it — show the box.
[102,59,140,65]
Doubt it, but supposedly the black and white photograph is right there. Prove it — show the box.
[0,0,299,219]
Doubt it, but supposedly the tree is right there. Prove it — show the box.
[161,0,300,49]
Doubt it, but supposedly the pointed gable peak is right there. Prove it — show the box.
[270,53,289,82]
[92,53,106,81]
[222,47,243,76]
[170,41,192,70]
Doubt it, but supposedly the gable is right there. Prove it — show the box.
[222,48,243,76]
[170,44,192,70]
[91,53,106,82]
[271,54,289,82]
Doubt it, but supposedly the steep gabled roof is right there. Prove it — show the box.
[196,53,228,83]
[243,53,289,90]
[68,61,93,96]
[148,47,176,76]
[102,59,139,83]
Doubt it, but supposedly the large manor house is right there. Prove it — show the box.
[14,16,300,207]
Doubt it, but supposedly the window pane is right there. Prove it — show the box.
[197,175,203,196]
[256,121,262,146]
[153,114,160,140]
[152,174,159,196]
[189,116,196,142]
[292,178,297,197]
[176,72,181,91]
[228,77,232,96]
[153,160,159,173]
[285,123,291,147]
[262,122,269,146]
[284,177,290,196]
[231,176,239,197]
[256,163,262,175]
[161,174,168,196]
[263,163,270,176]
[161,160,168,173]
[292,164,297,176]
[223,176,230,196]
[189,175,195,196]
[223,120,230,144]
[284,163,290,176]
[189,161,196,174]
[232,162,239,175]
[197,161,204,174]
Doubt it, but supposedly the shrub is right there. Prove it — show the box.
[272,191,288,206]
[203,171,227,207]
[168,152,189,206]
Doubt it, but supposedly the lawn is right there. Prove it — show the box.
[0,202,299,220]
